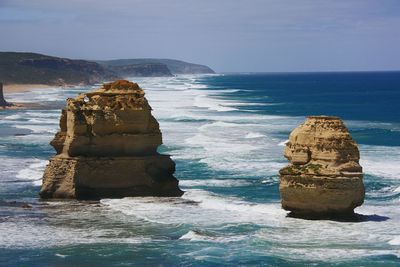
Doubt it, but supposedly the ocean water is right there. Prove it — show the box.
[0,72,399,266]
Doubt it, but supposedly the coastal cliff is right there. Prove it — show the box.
[98,58,215,74]
[0,52,118,85]
[0,52,215,86]
[279,116,365,218]
[40,80,183,199]
[108,63,173,77]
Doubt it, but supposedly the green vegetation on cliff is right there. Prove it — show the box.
[98,58,215,74]
[0,52,117,85]
[0,52,215,85]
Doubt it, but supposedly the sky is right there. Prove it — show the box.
[0,0,400,72]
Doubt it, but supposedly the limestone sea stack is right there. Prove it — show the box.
[279,116,365,218]
[40,80,183,199]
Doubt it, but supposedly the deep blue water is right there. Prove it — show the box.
[0,72,399,266]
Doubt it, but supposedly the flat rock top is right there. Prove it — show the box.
[307,115,341,120]
[88,80,144,96]
[68,80,148,111]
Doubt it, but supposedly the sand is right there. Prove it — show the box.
[0,84,55,110]
[3,84,53,94]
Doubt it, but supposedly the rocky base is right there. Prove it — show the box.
[280,175,364,217]
[40,155,183,200]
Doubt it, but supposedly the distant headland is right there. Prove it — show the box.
[0,52,215,86]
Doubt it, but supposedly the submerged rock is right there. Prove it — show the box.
[40,80,183,199]
[279,116,365,218]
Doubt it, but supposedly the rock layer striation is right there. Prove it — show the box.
[40,80,183,199]
[279,116,365,218]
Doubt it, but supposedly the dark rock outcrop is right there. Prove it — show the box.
[0,83,11,107]
[279,116,365,218]
[40,80,183,199]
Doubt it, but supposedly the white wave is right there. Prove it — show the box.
[14,124,57,134]
[16,159,48,186]
[389,236,400,245]
[214,89,241,93]
[245,132,264,139]
[367,185,400,199]
[179,179,251,187]
[27,118,59,124]
[347,120,400,133]
[0,216,151,249]
[388,235,400,246]
[25,111,60,118]
[193,94,238,112]
[278,139,289,146]
[179,230,247,243]
[180,118,289,175]
[179,230,207,241]
[360,145,400,180]
[3,114,22,120]
[185,132,257,153]
[101,189,285,227]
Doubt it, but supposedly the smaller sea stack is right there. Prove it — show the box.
[279,116,365,219]
[40,80,183,199]
[0,82,11,107]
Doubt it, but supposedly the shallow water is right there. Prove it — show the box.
[0,73,399,266]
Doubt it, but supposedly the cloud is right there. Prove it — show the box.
[0,0,399,71]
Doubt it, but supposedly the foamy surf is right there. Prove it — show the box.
[1,74,399,265]
[101,189,285,227]
[179,230,248,243]
[15,159,48,186]
[179,179,252,187]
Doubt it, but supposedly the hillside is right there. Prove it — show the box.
[0,52,215,85]
[0,52,117,85]
[105,63,172,77]
[98,58,215,74]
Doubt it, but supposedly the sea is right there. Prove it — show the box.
[0,72,399,266]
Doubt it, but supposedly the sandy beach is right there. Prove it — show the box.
[3,84,53,94]
[0,84,55,110]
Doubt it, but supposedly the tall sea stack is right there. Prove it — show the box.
[279,116,365,218]
[40,80,183,199]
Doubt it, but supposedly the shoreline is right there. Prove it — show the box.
[3,84,54,94]
[0,102,44,110]
[1,84,60,110]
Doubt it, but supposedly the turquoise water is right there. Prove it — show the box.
[0,73,399,266]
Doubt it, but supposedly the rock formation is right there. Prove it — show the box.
[40,80,183,199]
[279,116,365,218]
[0,82,12,107]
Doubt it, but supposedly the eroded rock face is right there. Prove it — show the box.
[279,116,365,218]
[40,80,183,199]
